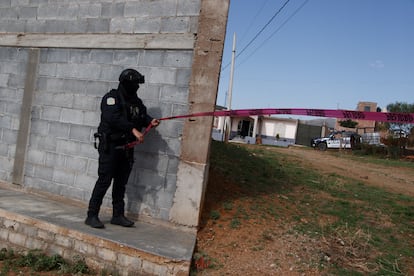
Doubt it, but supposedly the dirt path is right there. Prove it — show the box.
[268,146,414,197]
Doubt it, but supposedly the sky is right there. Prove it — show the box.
[217,0,414,113]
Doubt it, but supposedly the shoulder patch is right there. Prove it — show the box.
[106,97,115,106]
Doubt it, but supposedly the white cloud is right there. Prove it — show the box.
[370,60,385,69]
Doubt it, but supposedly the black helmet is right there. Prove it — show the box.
[119,68,145,84]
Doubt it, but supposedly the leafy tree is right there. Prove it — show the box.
[386,102,414,134]
[339,119,358,128]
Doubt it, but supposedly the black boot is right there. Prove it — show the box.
[85,214,104,228]
[110,215,134,227]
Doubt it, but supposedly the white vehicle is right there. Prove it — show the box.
[311,131,360,151]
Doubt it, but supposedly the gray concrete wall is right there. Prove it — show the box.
[0,0,229,229]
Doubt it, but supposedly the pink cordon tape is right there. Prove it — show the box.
[122,108,414,149]
[159,108,414,123]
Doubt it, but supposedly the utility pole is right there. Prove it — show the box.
[225,33,236,142]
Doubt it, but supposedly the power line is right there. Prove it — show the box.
[222,0,291,71]
[238,0,271,45]
[237,0,310,69]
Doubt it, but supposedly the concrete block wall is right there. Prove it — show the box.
[0,47,28,182]
[0,0,200,34]
[0,0,229,229]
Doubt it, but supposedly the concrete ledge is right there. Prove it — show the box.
[0,185,195,275]
[0,33,195,50]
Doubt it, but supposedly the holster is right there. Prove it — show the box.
[94,132,109,152]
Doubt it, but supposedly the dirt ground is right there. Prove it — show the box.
[196,146,414,275]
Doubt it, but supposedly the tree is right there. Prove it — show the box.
[339,119,358,128]
[386,101,414,134]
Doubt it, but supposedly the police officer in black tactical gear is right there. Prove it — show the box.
[85,68,160,229]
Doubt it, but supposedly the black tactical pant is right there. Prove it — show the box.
[87,142,134,218]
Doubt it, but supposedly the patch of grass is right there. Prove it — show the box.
[210,210,220,220]
[230,218,241,229]
[0,248,90,274]
[206,142,414,275]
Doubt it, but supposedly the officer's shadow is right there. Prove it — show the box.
[125,107,179,222]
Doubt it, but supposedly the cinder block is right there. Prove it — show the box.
[101,2,124,18]
[114,51,139,66]
[0,73,9,88]
[110,18,135,33]
[138,84,161,101]
[25,19,47,33]
[96,247,117,262]
[176,68,191,86]
[99,66,122,82]
[34,134,57,151]
[118,253,142,272]
[25,237,48,251]
[142,259,168,276]
[177,0,201,16]
[74,95,98,113]
[83,110,100,127]
[7,72,26,90]
[160,86,188,104]
[79,3,101,18]
[56,139,80,155]
[61,108,84,125]
[0,7,17,20]
[5,102,21,115]
[46,48,69,63]
[133,17,161,33]
[125,0,176,17]
[139,50,165,67]
[8,232,26,247]
[37,229,55,242]
[2,128,18,144]
[37,4,59,20]
[0,1,11,8]
[49,121,70,138]
[34,165,54,181]
[52,93,74,108]
[68,49,90,64]
[0,114,12,129]
[27,148,46,164]
[65,155,88,172]
[164,51,192,68]
[148,68,176,85]
[87,159,98,176]
[38,63,57,77]
[0,228,9,241]
[85,81,110,96]
[53,169,75,185]
[86,18,110,33]
[64,19,88,33]
[54,233,73,248]
[79,142,98,159]
[18,6,37,19]
[161,17,190,33]
[74,174,96,189]
[41,106,62,121]
[58,3,79,19]
[90,50,114,65]
[47,245,66,257]
[73,239,96,256]
[45,152,65,169]
[69,125,92,142]
[165,137,181,157]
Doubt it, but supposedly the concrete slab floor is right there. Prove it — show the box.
[0,183,196,262]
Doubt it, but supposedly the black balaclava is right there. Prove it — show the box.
[118,69,144,101]
[119,81,139,101]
